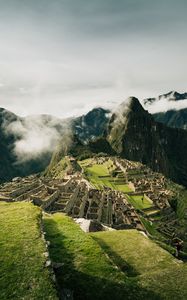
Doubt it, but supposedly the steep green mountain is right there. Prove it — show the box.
[107,97,187,186]
[2,94,187,186]
[46,97,187,187]
[45,133,115,177]
[153,108,187,130]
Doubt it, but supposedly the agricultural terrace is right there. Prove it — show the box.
[92,230,187,300]
[44,213,160,300]
[44,213,187,300]
[0,202,57,300]
[79,158,154,211]
[79,158,131,191]
[126,194,153,210]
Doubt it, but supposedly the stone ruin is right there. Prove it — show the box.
[0,156,178,236]
[114,157,172,211]
[0,173,144,231]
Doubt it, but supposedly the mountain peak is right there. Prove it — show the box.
[127,96,145,112]
[119,97,145,115]
[144,91,187,106]
[159,91,185,100]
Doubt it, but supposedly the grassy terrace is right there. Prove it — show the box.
[0,202,57,300]
[44,213,187,300]
[92,230,187,300]
[126,194,153,210]
[79,159,132,192]
[44,213,161,299]
[79,159,154,211]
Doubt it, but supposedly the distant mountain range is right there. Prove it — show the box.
[153,109,187,130]
[143,91,187,129]
[143,90,187,106]
[1,90,187,185]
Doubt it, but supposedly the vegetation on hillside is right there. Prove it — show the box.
[0,202,57,300]
[45,155,81,178]
[92,230,187,299]
[44,213,161,300]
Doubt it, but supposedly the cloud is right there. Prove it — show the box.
[3,115,72,164]
[142,98,187,114]
[0,1,187,117]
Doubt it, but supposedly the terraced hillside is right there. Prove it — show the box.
[92,230,187,299]
[1,155,187,299]
[44,213,187,300]
[1,155,187,253]
[0,202,57,300]
[79,157,187,256]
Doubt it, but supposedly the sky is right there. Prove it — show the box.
[0,0,187,118]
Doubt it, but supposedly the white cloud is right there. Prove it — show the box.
[142,98,187,114]
[3,115,72,163]
[0,1,187,117]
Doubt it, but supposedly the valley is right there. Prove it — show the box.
[1,154,187,299]
[1,93,187,299]
[1,0,187,297]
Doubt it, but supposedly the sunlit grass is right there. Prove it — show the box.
[44,213,160,300]
[0,202,57,300]
[126,194,153,210]
[91,230,187,300]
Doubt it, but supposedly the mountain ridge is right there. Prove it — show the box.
[143,90,187,106]
[1,94,187,186]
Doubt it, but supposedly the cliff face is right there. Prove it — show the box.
[107,97,187,186]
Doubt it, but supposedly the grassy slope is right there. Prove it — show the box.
[166,183,187,252]
[91,230,187,300]
[44,213,160,300]
[0,202,57,300]
[46,156,81,179]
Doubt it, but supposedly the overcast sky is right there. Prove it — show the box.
[0,0,187,117]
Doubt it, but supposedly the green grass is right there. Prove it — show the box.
[91,230,187,300]
[0,202,57,300]
[46,156,81,179]
[114,183,132,193]
[140,217,163,238]
[44,213,161,300]
[80,159,154,212]
[80,159,133,193]
[176,189,187,219]
[126,195,153,210]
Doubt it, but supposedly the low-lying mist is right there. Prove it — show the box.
[2,114,72,165]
